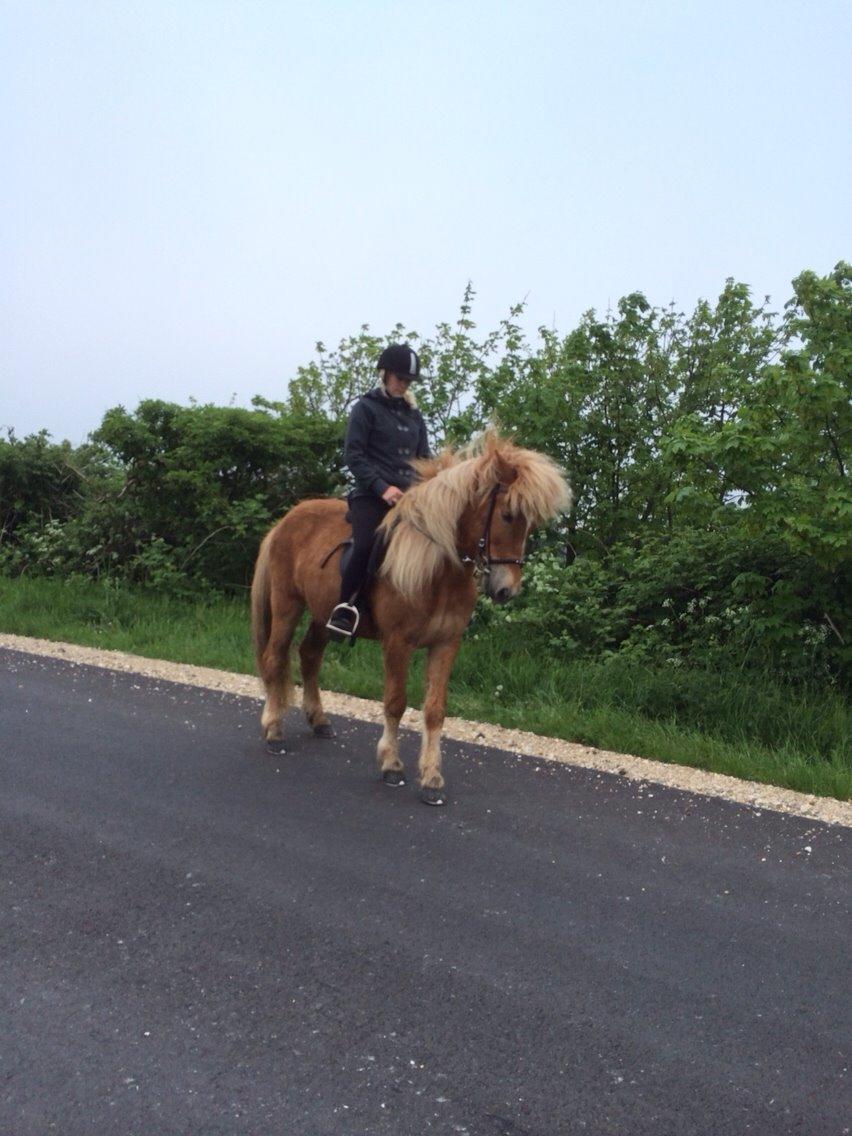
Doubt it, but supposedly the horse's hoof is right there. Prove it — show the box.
[420,786,446,806]
[265,738,287,755]
[313,723,335,738]
[382,769,406,787]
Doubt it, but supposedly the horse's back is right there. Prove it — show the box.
[280,496,348,522]
[268,496,342,535]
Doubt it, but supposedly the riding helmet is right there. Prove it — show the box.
[377,343,421,380]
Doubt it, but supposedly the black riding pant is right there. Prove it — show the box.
[339,495,391,604]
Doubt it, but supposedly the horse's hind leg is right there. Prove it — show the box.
[259,599,304,748]
[299,620,334,737]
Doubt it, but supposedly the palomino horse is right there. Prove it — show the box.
[250,432,571,804]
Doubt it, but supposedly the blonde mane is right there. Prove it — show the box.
[378,432,572,597]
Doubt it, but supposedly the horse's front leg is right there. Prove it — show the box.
[377,636,413,787]
[418,637,462,806]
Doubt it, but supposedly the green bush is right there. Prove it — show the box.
[2,264,848,688]
[479,527,848,686]
[0,404,344,592]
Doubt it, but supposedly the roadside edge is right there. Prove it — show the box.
[2,632,849,828]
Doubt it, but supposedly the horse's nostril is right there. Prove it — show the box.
[494,586,511,604]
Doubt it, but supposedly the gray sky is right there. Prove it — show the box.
[2,0,850,444]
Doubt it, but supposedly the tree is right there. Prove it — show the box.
[663,263,851,573]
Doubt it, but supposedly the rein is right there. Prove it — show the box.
[378,481,525,578]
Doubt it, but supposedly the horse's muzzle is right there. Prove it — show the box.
[487,564,521,604]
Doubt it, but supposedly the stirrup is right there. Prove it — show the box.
[326,602,360,640]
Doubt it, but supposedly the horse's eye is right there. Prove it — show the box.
[501,512,514,523]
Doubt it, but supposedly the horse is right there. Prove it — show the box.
[250,431,572,804]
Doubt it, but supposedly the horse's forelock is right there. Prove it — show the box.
[467,433,572,523]
[500,446,573,523]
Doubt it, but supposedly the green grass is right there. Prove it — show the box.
[1,574,849,801]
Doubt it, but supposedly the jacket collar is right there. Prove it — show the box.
[365,386,414,410]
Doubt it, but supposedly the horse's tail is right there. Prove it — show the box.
[250,528,275,673]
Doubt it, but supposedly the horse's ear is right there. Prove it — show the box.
[493,454,518,486]
[477,430,518,487]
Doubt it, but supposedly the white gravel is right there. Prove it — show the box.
[2,631,849,827]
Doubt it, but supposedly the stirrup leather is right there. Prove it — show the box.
[326,602,360,638]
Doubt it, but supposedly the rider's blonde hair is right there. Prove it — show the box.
[378,369,417,408]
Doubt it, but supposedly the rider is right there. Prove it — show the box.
[326,343,431,640]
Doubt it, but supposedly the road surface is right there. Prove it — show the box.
[1,648,849,1135]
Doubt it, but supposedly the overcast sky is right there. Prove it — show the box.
[2,0,850,444]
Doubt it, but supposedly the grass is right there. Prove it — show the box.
[1,573,849,801]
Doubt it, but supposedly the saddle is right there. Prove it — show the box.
[318,526,388,582]
[320,513,390,640]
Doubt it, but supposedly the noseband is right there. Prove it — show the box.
[461,483,525,577]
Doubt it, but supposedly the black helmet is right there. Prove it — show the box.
[377,343,421,380]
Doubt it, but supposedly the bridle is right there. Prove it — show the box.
[460,482,526,577]
[383,481,526,578]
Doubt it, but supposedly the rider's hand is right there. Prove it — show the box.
[381,486,404,506]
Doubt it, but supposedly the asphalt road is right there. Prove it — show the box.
[1,647,849,1136]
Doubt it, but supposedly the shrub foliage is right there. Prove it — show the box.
[1,263,849,685]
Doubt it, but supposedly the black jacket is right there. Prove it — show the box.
[343,388,431,499]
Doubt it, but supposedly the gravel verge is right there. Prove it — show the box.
[2,631,849,827]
